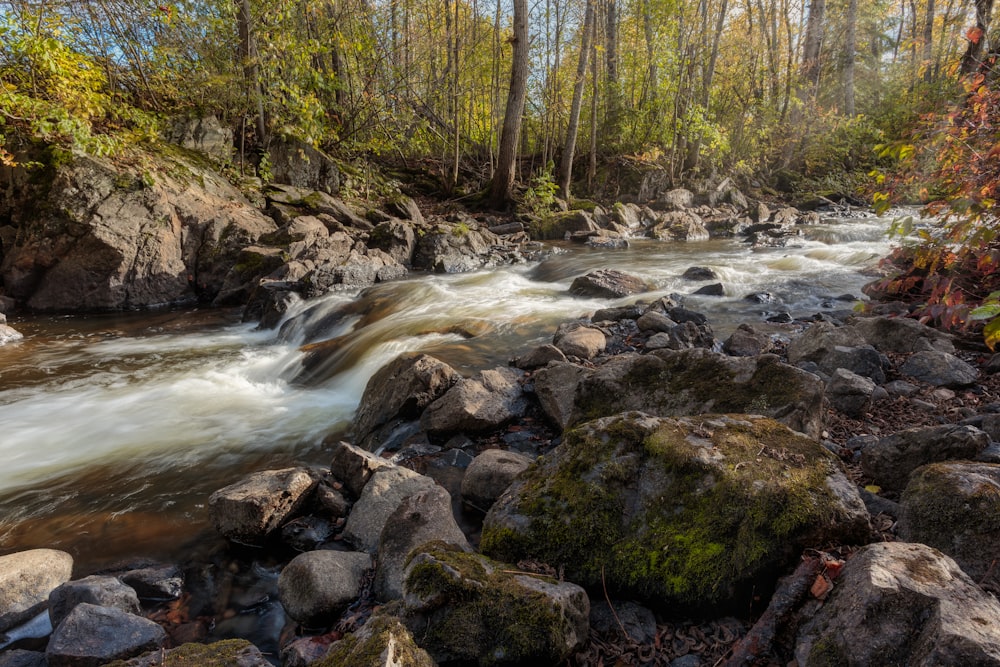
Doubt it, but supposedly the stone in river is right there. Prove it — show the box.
[48,576,141,627]
[208,468,318,546]
[0,549,73,633]
[569,269,652,299]
[46,603,166,667]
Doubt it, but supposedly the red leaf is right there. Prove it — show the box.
[968,26,984,44]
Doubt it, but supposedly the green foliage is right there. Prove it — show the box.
[523,162,559,216]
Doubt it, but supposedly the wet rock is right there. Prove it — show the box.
[375,486,471,601]
[0,324,22,345]
[342,466,437,553]
[826,368,876,418]
[722,323,773,357]
[0,549,73,633]
[461,449,533,512]
[48,576,140,628]
[861,424,989,492]
[743,291,776,304]
[483,413,869,607]
[852,315,955,354]
[278,550,372,626]
[353,353,461,449]
[636,310,677,333]
[899,462,1000,588]
[589,600,657,643]
[592,304,645,322]
[421,367,528,434]
[692,282,724,296]
[645,321,716,351]
[46,603,166,667]
[316,613,435,667]
[553,325,607,359]
[570,269,652,299]
[120,565,183,602]
[514,344,567,370]
[681,266,718,281]
[330,441,394,498]
[664,306,708,325]
[208,468,318,545]
[794,542,1000,666]
[401,544,589,665]
[899,350,979,387]
[104,639,271,667]
[281,516,335,551]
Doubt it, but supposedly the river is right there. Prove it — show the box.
[0,214,896,574]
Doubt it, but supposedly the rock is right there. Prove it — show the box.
[0,324,23,345]
[0,650,46,667]
[692,282,724,296]
[592,304,645,322]
[102,639,271,667]
[651,211,709,241]
[412,223,514,274]
[681,266,718,281]
[564,348,826,438]
[635,310,676,334]
[277,550,372,626]
[0,549,73,633]
[655,188,695,211]
[353,353,461,449]
[816,345,887,384]
[281,516,335,551]
[851,315,956,354]
[482,413,869,606]
[208,468,317,545]
[589,600,657,643]
[610,202,643,230]
[722,323,773,357]
[884,379,919,396]
[368,219,417,266]
[315,613,436,667]
[570,269,652,299]
[794,542,1000,666]
[375,486,471,601]
[553,325,607,359]
[645,321,716,351]
[899,350,979,387]
[120,565,183,601]
[401,544,589,664]
[385,196,425,224]
[164,115,233,162]
[826,368,876,418]
[860,424,989,492]
[305,247,407,295]
[330,441,395,498]
[280,636,333,667]
[786,322,867,365]
[664,306,708,325]
[514,344,568,369]
[46,603,166,667]
[421,367,528,434]
[48,576,140,628]
[533,362,593,431]
[532,210,600,240]
[342,466,438,552]
[899,462,1000,587]
[268,137,341,194]
[461,449,533,512]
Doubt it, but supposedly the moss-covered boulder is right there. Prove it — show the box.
[899,462,1000,590]
[102,639,271,666]
[529,210,601,240]
[482,412,870,608]
[315,613,435,667]
[399,543,589,666]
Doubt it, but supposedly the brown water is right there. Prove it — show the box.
[0,217,896,574]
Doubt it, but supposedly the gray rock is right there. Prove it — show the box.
[533,362,592,431]
[401,545,589,664]
[636,310,677,333]
[861,424,989,492]
[899,350,979,387]
[815,345,887,384]
[342,466,437,552]
[352,353,461,449]
[570,269,652,299]
[794,542,1000,666]
[268,138,340,195]
[0,650,46,667]
[610,202,643,230]
[368,219,417,266]
[651,210,709,242]
[884,379,919,396]
[385,196,425,225]
[421,367,528,434]
[483,413,869,606]
[280,636,332,667]
[514,344,568,369]
[164,115,233,162]
[722,323,774,357]
[553,325,607,359]
[827,368,876,418]
[681,266,718,281]
[46,603,166,667]
[278,550,372,626]
[899,462,1000,588]
[693,282,725,296]
[646,321,716,351]
[208,468,317,545]
[412,223,515,274]
[375,486,471,601]
[0,549,73,633]
[589,600,657,643]
[532,210,600,240]
[786,322,867,366]
[314,480,351,517]
[48,576,140,628]
[322,612,436,666]
[120,565,182,602]
[330,441,395,498]
[460,448,533,512]
[851,315,955,354]
[592,304,645,322]
[656,188,695,211]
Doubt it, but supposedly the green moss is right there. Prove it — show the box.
[102,639,260,666]
[316,613,434,667]
[808,637,848,667]
[482,414,844,607]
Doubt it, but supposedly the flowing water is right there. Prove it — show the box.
[0,214,898,573]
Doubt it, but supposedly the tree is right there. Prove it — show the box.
[489,0,528,207]
[558,0,595,200]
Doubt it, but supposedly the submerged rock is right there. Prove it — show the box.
[569,269,651,299]
[482,413,869,607]
[0,549,73,633]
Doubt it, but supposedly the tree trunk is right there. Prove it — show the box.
[922,0,936,81]
[801,0,826,89]
[489,0,529,207]
[558,0,595,201]
[961,0,994,74]
[844,0,857,114]
[237,0,267,146]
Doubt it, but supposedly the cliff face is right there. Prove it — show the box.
[0,147,276,311]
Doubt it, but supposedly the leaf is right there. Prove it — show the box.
[864,484,881,494]
[969,303,1000,320]
[984,317,1000,351]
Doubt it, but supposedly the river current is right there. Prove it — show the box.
[0,214,898,572]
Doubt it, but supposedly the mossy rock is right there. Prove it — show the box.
[529,210,599,240]
[399,542,589,666]
[482,412,870,609]
[102,638,270,666]
[315,613,435,667]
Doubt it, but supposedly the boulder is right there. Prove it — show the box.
[342,466,438,552]
[899,462,1000,588]
[645,321,716,351]
[375,486,471,601]
[385,196,426,225]
[208,468,318,545]
[101,639,271,667]
[826,368,876,418]
[722,323,774,357]
[330,441,394,498]
[861,424,989,492]
[650,211,709,242]
[636,310,677,333]
[482,413,869,607]
[851,315,956,354]
[164,115,233,163]
[46,603,166,667]
[277,550,372,626]
[533,362,593,431]
[401,544,589,665]
[514,344,567,370]
[0,549,73,633]
[460,448,533,512]
[531,210,600,240]
[786,322,867,366]
[353,353,461,449]
[682,266,718,281]
[899,350,979,387]
[421,367,528,434]
[610,203,643,231]
[0,324,22,345]
[553,325,607,359]
[268,137,340,195]
[120,565,183,601]
[48,576,140,628]
[412,223,514,274]
[654,188,695,211]
[306,247,407,295]
[314,613,436,667]
[794,542,1000,666]
[569,269,652,299]
[368,219,417,266]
